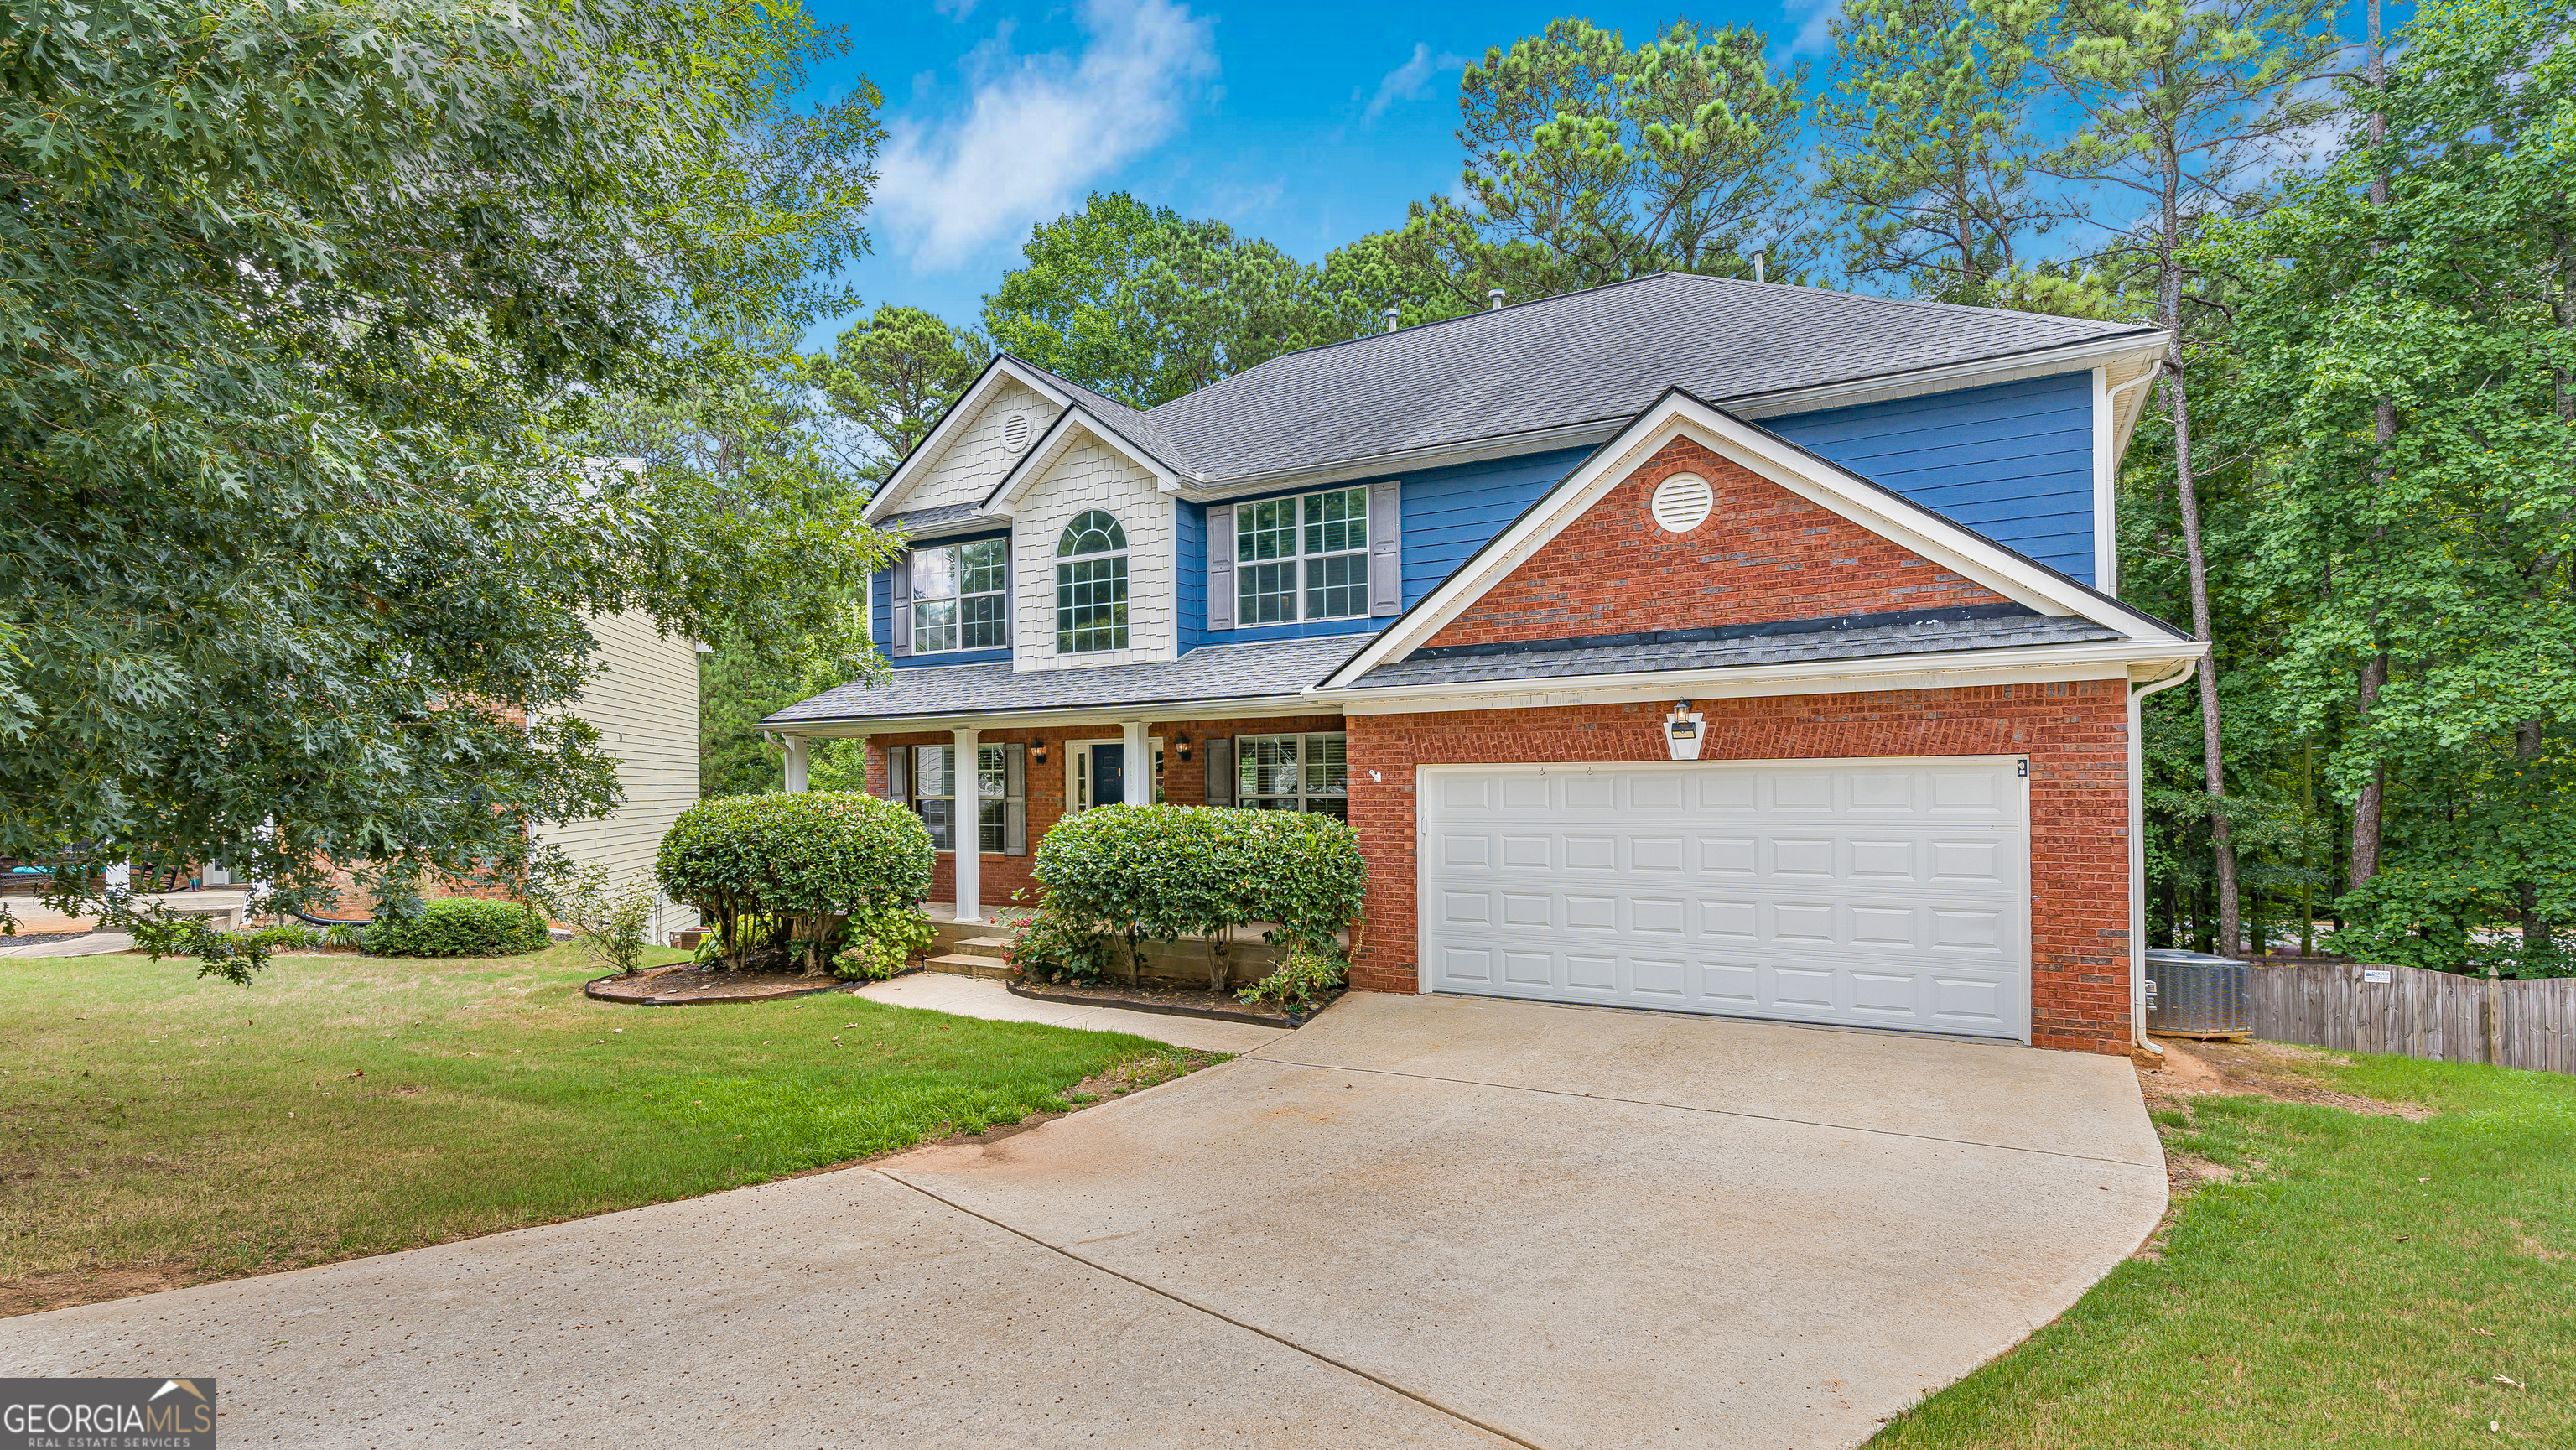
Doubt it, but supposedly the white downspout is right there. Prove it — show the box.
[2128,663,2198,1049]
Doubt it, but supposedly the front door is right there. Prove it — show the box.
[1090,743,1125,808]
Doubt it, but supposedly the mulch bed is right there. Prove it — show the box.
[1007,977,1330,1027]
[585,960,888,1006]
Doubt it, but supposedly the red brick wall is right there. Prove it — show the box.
[862,713,1346,907]
[1343,680,2135,1054]
[1424,436,2007,649]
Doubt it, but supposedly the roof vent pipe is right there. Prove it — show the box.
[1488,288,1505,310]
[1752,250,1767,284]
[1384,307,1400,334]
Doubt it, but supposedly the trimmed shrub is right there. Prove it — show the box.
[656,792,933,972]
[1034,805,1366,989]
[361,897,551,958]
[542,866,658,976]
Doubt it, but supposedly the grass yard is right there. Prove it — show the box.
[0,945,1204,1316]
[1871,1045,2576,1448]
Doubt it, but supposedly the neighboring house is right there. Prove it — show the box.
[533,611,703,945]
[759,275,2203,1054]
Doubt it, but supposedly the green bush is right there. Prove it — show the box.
[657,792,933,972]
[833,907,937,981]
[233,922,320,952]
[361,897,552,958]
[541,866,659,976]
[1005,909,1113,985]
[1034,805,1366,989]
[1238,942,1347,1012]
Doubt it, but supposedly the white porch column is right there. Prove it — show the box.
[782,735,809,793]
[951,726,981,923]
[1121,720,1152,806]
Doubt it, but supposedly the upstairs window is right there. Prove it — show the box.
[911,538,1008,653]
[1237,486,1368,626]
[1056,510,1129,652]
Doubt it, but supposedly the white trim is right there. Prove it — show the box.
[1318,390,2190,692]
[2091,366,2116,594]
[768,691,1341,739]
[1066,734,1163,811]
[1335,641,2204,716]
[863,357,1072,524]
[985,408,1180,517]
[1409,754,2035,1043]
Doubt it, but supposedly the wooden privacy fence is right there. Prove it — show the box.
[2248,959,2576,1074]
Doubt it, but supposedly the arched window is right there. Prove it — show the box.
[1056,510,1129,652]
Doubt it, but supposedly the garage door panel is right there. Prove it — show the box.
[1421,760,2029,1041]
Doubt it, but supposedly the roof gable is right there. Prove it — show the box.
[862,358,1070,524]
[1319,387,2189,691]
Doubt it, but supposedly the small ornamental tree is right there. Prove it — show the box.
[656,793,933,972]
[1034,806,1366,989]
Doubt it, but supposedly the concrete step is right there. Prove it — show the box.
[926,953,1014,979]
[954,935,1015,954]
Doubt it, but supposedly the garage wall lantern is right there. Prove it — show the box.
[1664,700,1705,761]
[1173,732,1192,761]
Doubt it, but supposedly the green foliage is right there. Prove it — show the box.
[1033,806,1365,989]
[655,792,933,972]
[1235,943,1347,1013]
[542,868,661,977]
[236,923,322,953]
[983,192,1350,408]
[1815,0,2056,300]
[1005,910,1114,987]
[361,898,552,959]
[811,304,987,478]
[0,0,895,974]
[832,907,937,981]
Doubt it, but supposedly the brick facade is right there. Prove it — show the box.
[1343,680,2135,1054]
[864,713,1348,907]
[1425,437,2007,651]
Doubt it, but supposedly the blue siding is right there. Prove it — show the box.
[1175,500,1207,653]
[873,527,1015,668]
[1763,372,2096,585]
[1398,449,1597,608]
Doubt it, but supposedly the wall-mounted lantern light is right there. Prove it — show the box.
[1031,740,1049,767]
[1174,733,1192,761]
[1665,700,1706,761]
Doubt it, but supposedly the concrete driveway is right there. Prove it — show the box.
[0,993,2163,1449]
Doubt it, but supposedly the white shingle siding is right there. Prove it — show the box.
[533,611,702,944]
[1010,435,1176,673]
[886,380,1061,517]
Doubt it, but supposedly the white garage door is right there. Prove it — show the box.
[1419,758,2031,1041]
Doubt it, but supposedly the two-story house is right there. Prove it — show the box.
[761,274,2203,1054]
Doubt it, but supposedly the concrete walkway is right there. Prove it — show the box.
[0,994,2163,1449]
[856,971,1291,1054]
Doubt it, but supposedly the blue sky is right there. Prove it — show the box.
[807,0,1842,346]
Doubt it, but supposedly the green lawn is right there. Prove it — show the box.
[1871,1050,2576,1448]
[1,945,1201,1313]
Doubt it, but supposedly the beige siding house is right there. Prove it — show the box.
[536,611,702,944]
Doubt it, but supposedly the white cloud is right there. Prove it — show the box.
[932,0,976,18]
[1363,42,1467,123]
[1783,0,1841,56]
[871,0,1218,268]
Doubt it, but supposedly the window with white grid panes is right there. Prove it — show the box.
[911,538,1008,653]
[1235,733,1348,819]
[905,744,1023,853]
[1236,486,1366,626]
[1056,511,1129,652]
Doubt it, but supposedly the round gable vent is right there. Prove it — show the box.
[1649,471,1714,533]
[1001,413,1033,454]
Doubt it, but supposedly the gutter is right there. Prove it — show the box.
[2127,661,2199,1052]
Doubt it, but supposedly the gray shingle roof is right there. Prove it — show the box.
[762,633,1377,726]
[1045,273,2152,486]
[878,502,986,534]
[1350,613,2127,689]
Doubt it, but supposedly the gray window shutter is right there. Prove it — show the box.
[1003,744,1027,855]
[887,746,909,803]
[1204,736,1234,806]
[1368,480,1402,616]
[1206,503,1235,631]
[890,554,914,657]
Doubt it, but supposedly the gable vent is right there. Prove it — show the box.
[1649,472,1714,533]
[1002,413,1032,454]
